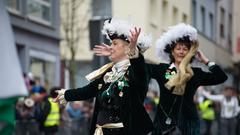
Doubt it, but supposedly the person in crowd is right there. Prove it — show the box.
[144,88,159,120]
[200,86,240,135]
[15,96,37,135]
[66,101,84,134]
[33,86,60,135]
[236,90,240,135]
[198,95,215,135]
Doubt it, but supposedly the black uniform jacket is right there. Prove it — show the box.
[146,63,228,134]
[64,54,153,135]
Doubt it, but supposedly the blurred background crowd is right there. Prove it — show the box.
[12,73,240,135]
[14,72,93,135]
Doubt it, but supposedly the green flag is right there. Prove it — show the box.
[0,97,19,135]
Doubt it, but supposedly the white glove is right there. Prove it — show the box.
[54,89,67,106]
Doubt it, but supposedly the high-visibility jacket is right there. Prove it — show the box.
[199,100,215,120]
[44,97,60,127]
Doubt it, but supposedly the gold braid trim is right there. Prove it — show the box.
[165,42,199,95]
[85,62,114,81]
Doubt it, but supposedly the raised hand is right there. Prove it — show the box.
[129,27,141,52]
[93,43,112,56]
[196,50,209,64]
[52,89,67,105]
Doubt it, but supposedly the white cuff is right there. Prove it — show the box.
[127,47,139,59]
[207,61,216,67]
[57,89,67,105]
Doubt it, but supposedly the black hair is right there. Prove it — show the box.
[108,33,130,43]
[224,86,236,92]
[23,72,27,77]
[164,36,194,63]
[49,86,61,98]
[29,80,36,86]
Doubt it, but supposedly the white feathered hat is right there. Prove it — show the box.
[102,18,152,53]
[156,23,198,63]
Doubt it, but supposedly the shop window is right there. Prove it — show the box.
[27,0,51,25]
[5,0,21,14]
[30,57,55,90]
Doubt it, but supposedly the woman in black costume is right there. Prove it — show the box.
[54,18,153,135]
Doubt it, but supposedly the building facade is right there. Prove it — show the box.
[3,0,61,89]
[112,0,238,89]
[59,0,240,90]
[112,0,192,63]
[232,0,240,90]
[192,0,236,89]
